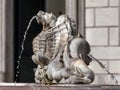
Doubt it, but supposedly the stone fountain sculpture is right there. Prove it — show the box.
[32,11,95,84]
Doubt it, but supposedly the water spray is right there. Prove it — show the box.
[15,16,37,82]
[88,54,118,85]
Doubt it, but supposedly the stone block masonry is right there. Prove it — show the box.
[96,8,119,26]
[86,28,108,46]
[109,27,119,45]
[85,0,120,84]
[86,0,108,7]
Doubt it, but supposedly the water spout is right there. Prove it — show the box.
[15,16,37,82]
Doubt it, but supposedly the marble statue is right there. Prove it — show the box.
[32,11,95,84]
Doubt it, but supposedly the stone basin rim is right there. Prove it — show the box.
[0,83,119,87]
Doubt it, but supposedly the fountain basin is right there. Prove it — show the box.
[0,83,120,90]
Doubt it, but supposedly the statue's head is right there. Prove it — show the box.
[36,11,57,28]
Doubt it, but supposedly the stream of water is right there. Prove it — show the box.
[15,16,37,82]
[88,54,118,85]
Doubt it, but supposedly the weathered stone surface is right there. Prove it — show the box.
[0,83,120,90]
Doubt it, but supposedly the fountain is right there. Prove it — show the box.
[16,10,119,85]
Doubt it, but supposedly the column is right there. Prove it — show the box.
[0,0,14,82]
[5,0,14,82]
[0,0,6,82]
[65,0,77,20]
[77,0,85,36]
[65,0,85,36]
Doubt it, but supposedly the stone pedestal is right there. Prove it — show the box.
[0,83,120,90]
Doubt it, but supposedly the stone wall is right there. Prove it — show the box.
[85,0,120,84]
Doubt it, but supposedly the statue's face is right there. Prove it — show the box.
[36,11,56,26]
